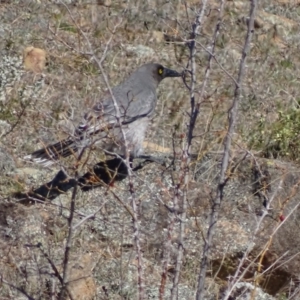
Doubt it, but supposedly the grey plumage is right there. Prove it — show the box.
[24,63,181,166]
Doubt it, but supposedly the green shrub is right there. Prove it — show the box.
[250,104,300,161]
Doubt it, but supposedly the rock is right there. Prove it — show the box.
[15,167,57,187]
[146,283,194,299]
[0,146,15,173]
[0,120,11,137]
[226,282,276,300]
[0,55,23,103]
[67,254,97,300]
[125,44,155,58]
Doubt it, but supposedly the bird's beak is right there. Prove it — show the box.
[164,67,182,78]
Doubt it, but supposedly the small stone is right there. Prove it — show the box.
[23,46,47,73]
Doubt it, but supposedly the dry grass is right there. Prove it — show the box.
[1,0,300,299]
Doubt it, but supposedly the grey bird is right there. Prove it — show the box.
[25,63,181,166]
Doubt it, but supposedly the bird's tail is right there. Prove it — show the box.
[24,138,78,166]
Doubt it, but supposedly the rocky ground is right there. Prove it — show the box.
[1,0,300,299]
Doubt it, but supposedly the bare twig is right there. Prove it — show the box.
[72,200,109,230]
[223,176,300,300]
[196,0,257,299]
[195,41,239,86]
[223,178,282,300]
[59,2,145,298]
[58,181,77,300]
[0,275,36,300]
[3,99,30,137]
[54,3,123,298]
[170,0,216,299]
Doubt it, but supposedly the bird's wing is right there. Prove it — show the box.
[119,87,157,123]
[75,88,156,137]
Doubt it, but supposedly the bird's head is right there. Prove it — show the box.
[136,63,182,87]
[151,63,182,84]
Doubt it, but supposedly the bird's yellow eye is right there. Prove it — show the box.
[158,67,164,75]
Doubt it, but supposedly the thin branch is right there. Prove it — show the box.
[170,0,211,299]
[195,40,239,86]
[196,0,257,299]
[58,181,77,300]
[3,99,30,137]
[55,2,118,299]
[0,275,36,300]
[60,2,145,298]
[72,200,109,230]
[223,178,300,300]
[222,177,284,298]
